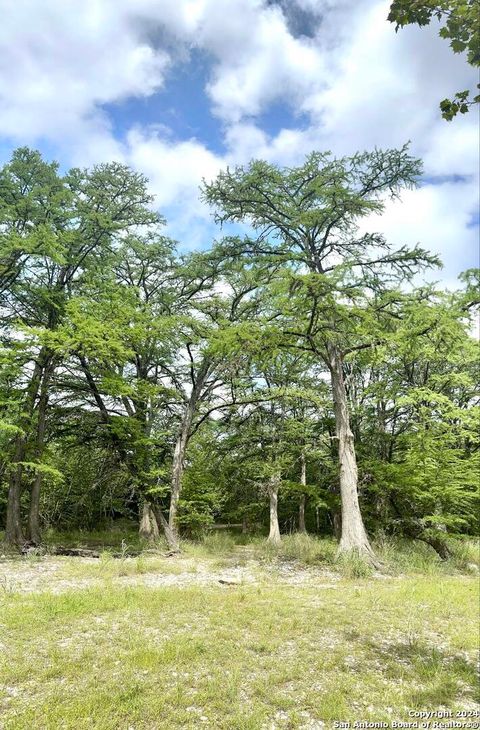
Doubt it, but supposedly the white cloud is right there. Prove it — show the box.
[0,0,170,141]
[361,180,479,283]
[0,0,477,273]
[200,1,325,123]
[122,126,225,248]
[125,126,223,211]
[422,119,479,178]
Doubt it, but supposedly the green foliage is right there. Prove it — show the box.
[388,0,480,119]
[0,146,477,562]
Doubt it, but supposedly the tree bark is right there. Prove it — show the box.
[27,359,54,545]
[168,358,210,541]
[150,503,180,553]
[267,474,281,546]
[419,534,451,560]
[332,510,342,541]
[5,457,24,547]
[5,353,48,547]
[298,494,306,533]
[298,451,307,533]
[27,474,42,545]
[139,501,160,542]
[328,346,376,561]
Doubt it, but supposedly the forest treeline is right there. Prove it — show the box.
[0,146,478,561]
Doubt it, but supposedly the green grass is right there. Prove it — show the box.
[59,552,197,580]
[1,528,478,727]
[0,559,478,729]
[30,523,480,573]
[195,531,479,578]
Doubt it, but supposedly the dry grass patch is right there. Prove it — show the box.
[0,563,478,729]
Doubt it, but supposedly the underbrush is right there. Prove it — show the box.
[240,532,479,578]
[184,530,240,557]
[42,522,146,552]
[448,537,480,572]
[3,523,478,579]
[374,535,480,576]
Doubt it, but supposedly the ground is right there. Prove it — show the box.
[0,533,479,729]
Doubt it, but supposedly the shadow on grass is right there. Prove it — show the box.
[361,635,479,708]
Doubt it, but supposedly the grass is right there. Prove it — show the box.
[0,573,478,729]
[22,522,479,573]
[0,529,479,728]
[59,552,197,580]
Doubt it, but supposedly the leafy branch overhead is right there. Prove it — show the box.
[388,0,480,119]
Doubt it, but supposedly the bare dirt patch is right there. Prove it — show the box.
[0,554,341,594]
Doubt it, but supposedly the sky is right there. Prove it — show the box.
[0,0,478,285]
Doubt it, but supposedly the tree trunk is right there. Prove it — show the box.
[4,352,50,548]
[169,359,210,541]
[298,494,306,533]
[150,504,180,553]
[328,346,376,561]
[420,534,451,561]
[139,501,159,542]
[169,423,189,542]
[27,360,54,545]
[267,474,281,546]
[298,451,307,533]
[27,474,42,545]
[5,458,24,547]
[332,510,342,541]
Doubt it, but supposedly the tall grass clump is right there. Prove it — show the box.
[279,533,337,565]
[250,533,338,566]
[335,551,374,579]
[185,530,238,557]
[448,539,480,573]
[371,535,480,576]
[372,536,441,575]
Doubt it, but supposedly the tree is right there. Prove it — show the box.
[349,284,480,556]
[162,257,280,547]
[388,0,480,119]
[202,146,438,561]
[2,144,476,563]
[0,148,158,547]
[43,232,183,549]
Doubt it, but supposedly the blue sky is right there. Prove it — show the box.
[104,47,309,154]
[103,49,225,152]
[0,0,478,283]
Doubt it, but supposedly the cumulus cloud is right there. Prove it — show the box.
[125,127,221,209]
[199,1,325,123]
[0,0,171,142]
[0,0,477,272]
[360,180,479,284]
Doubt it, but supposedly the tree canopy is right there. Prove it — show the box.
[0,147,478,564]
